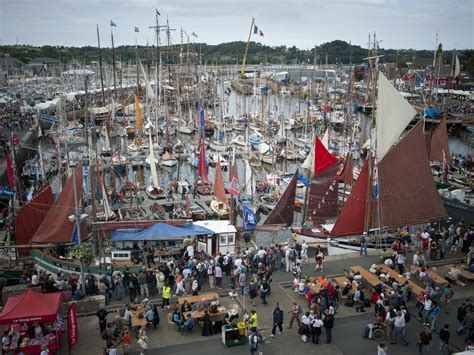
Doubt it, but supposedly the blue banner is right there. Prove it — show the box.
[39,114,60,125]
[0,186,16,199]
[243,206,257,231]
[199,100,205,138]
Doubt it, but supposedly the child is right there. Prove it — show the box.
[122,329,132,354]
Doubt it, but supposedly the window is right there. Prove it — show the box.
[219,234,228,246]
[227,234,235,245]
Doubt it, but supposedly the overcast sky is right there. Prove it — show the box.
[0,0,472,50]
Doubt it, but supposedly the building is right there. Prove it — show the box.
[29,57,61,76]
[1,56,26,77]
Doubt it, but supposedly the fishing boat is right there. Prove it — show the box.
[294,73,448,253]
[161,151,178,167]
[189,204,206,221]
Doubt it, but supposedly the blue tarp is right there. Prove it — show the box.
[422,108,443,118]
[111,223,213,241]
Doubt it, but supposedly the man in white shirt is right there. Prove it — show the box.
[396,252,407,274]
[422,297,433,325]
[392,311,409,346]
[234,256,242,270]
[257,247,267,260]
[186,244,194,258]
[301,241,308,263]
[311,316,324,344]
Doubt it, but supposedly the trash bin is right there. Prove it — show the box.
[222,325,246,347]
[237,322,246,336]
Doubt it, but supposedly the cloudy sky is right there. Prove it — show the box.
[0,0,472,50]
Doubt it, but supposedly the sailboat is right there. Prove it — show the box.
[145,131,166,199]
[328,73,447,246]
[259,170,298,230]
[210,159,229,218]
[95,173,116,221]
[101,126,112,158]
[195,103,213,195]
[161,150,178,167]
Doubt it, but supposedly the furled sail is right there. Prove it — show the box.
[213,159,227,204]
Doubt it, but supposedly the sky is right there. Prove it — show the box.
[0,0,473,50]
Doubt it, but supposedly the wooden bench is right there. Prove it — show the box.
[377,264,424,297]
[425,267,449,287]
[333,276,355,295]
[446,264,474,282]
[177,292,220,305]
[350,266,381,288]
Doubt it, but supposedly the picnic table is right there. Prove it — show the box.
[425,268,449,287]
[185,306,228,321]
[378,264,424,296]
[350,266,381,288]
[131,304,148,327]
[178,292,220,305]
[446,264,474,282]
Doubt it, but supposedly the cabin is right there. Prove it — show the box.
[194,220,237,256]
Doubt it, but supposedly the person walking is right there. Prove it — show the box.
[360,233,368,257]
[323,309,334,344]
[311,314,324,344]
[418,327,432,355]
[391,310,409,346]
[260,278,269,305]
[249,279,259,307]
[161,283,171,310]
[249,326,259,355]
[239,271,247,297]
[439,324,450,355]
[301,241,308,263]
[288,301,302,329]
[96,304,108,335]
[377,342,387,355]
[443,284,455,314]
[271,303,284,337]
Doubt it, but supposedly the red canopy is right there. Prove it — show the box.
[0,289,62,325]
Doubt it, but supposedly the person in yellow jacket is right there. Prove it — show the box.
[250,309,258,329]
[161,283,171,310]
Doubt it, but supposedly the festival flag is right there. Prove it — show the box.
[134,26,139,33]
[254,25,258,34]
[68,303,79,350]
[199,101,205,138]
[6,149,15,189]
[259,30,264,37]
[156,8,161,16]
[192,32,198,38]
[110,20,117,27]
[243,206,257,231]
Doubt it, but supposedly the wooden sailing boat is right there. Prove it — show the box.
[195,103,213,195]
[330,73,448,237]
[145,131,166,199]
[210,159,229,218]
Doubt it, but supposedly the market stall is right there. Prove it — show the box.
[0,289,63,355]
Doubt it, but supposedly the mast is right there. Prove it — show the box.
[110,25,118,102]
[96,25,106,102]
[241,18,255,79]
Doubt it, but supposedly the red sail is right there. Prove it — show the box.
[31,162,87,244]
[307,163,341,222]
[337,153,353,185]
[5,150,15,189]
[377,120,448,228]
[429,117,451,164]
[314,135,339,175]
[198,137,208,182]
[263,170,297,227]
[330,159,369,236]
[213,159,227,203]
[15,183,54,255]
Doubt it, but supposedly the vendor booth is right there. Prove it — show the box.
[194,221,237,255]
[0,289,63,354]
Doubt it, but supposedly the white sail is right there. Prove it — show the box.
[453,54,460,78]
[322,129,329,149]
[302,144,313,170]
[376,72,417,160]
[140,61,155,99]
[104,127,111,151]
[148,132,159,188]
[244,159,252,196]
[101,181,115,221]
